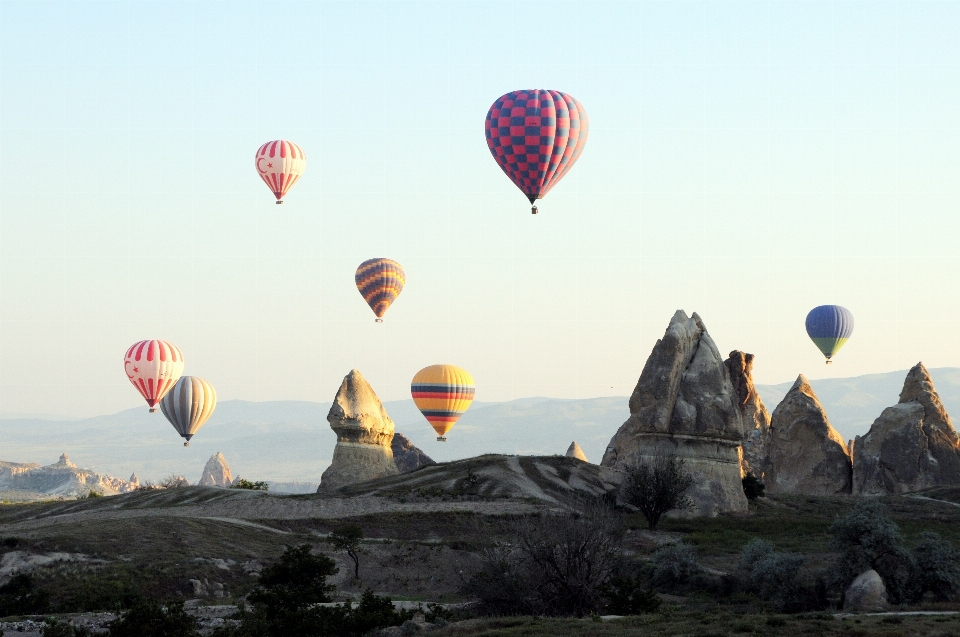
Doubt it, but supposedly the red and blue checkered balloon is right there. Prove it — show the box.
[485,90,589,209]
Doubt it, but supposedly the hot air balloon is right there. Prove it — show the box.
[124,340,184,412]
[485,89,589,214]
[805,305,854,364]
[255,140,306,204]
[355,258,405,322]
[411,365,475,441]
[159,376,217,446]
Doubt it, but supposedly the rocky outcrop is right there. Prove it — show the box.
[601,310,747,516]
[566,441,588,462]
[129,473,140,487]
[198,452,234,487]
[765,375,852,494]
[843,570,888,611]
[0,454,138,498]
[391,433,435,473]
[319,370,400,492]
[725,351,771,480]
[853,363,960,495]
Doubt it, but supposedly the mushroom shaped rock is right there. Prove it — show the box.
[601,310,748,516]
[566,442,588,462]
[199,452,234,487]
[319,370,400,492]
[853,363,960,494]
[765,375,852,495]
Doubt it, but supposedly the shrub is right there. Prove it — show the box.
[0,573,50,617]
[737,539,808,612]
[828,499,914,604]
[619,452,694,530]
[652,542,701,590]
[106,598,199,637]
[601,571,661,615]
[742,473,765,500]
[230,478,268,491]
[84,490,104,499]
[249,544,337,614]
[158,475,189,489]
[911,532,960,602]
[462,499,625,617]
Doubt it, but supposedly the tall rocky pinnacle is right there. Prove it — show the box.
[391,433,435,474]
[601,310,748,516]
[765,375,852,494]
[566,441,589,462]
[318,369,400,492]
[129,473,140,487]
[724,351,772,480]
[54,453,77,469]
[198,452,234,487]
[853,363,960,495]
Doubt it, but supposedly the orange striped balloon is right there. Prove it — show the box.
[355,258,405,322]
[411,365,475,441]
[255,140,306,203]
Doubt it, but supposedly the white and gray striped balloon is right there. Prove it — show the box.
[159,376,217,447]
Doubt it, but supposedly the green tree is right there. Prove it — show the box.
[0,573,50,617]
[42,618,91,637]
[619,452,694,530]
[329,524,363,580]
[742,473,765,500]
[106,599,199,637]
[911,532,960,602]
[230,478,269,491]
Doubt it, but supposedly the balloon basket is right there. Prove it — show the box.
[531,205,538,215]
[375,318,383,323]
[825,360,833,365]
[149,408,157,413]
[184,442,190,447]
[276,200,284,204]
[436,436,447,442]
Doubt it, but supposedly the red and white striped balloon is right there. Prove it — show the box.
[123,340,184,412]
[255,140,306,203]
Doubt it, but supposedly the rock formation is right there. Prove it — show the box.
[198,452,234,487]
[318,370,400,492]
[566,441,588,462]
[765,375,852,494]
[0,454,138,498]
[129,473,140,487]
[391,433,435,474]
[843,570,888,611]
[724,351,771,480]
[601,310,748,516]
[853,363,960,495]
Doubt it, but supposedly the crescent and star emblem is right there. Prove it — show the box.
[124,361,136,379]
[257,158,273,174]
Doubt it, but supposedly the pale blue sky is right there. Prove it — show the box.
[2,1,960,418]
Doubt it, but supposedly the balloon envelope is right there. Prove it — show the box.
[124,340,184,411]
[159,376,217,446]
[411,364,475,439]
[805,305,854,362]
[355,258,405,321]
[485,89,588,206]
[255,140,306,203]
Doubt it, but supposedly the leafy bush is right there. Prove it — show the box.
[230,478,268,491]
[41,618,91,636]
[84,490,104,499]
[0,573,50,617]
[106,598,199,637]
[249,544,337,613]
[619,452,694,530]
[461,500,626,617]
[652,542,701,590]
[910,532,960,602]
[828,499,913,604]
[737,538,809,611]
[742,473,765,500]
[600,571,661,615]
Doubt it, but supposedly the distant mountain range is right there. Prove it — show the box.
[2,368,958,484]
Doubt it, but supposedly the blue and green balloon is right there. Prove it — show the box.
[805,305,854,364]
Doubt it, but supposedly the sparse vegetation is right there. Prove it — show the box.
[42,618,91,637]
[158,475,190,489]
[0,573,50,616]
[619,452,694,530]
[230,478,268,491]
[84,490,104,499]
[105,598,199,637]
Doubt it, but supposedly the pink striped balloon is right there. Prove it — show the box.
[255,140,306,204]
[123,340,184,412]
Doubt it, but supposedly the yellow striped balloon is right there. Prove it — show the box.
[159,376,217,447]
[355,258,405,322]
[411,365,475,441]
